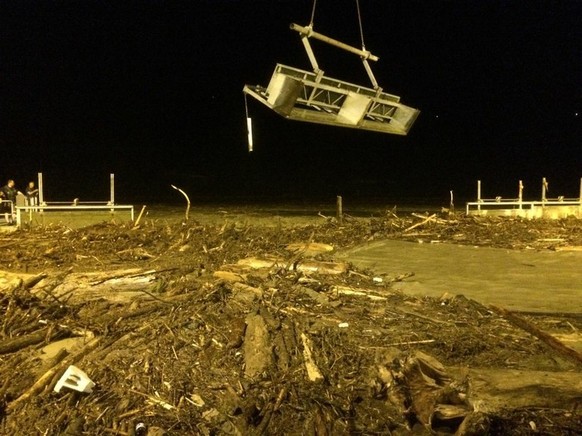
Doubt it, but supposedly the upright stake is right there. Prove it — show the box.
[110,173,115,205]
[336,195,343,225]
[518,180,523,210]
[542,177,548,204]
[247,117,253,152]
[38,172,44,208]
[477,180,481,211]
[133,205,147,228]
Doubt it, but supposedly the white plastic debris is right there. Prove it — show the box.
[338,322,349,328]
[190,393,205,407]
[54,365,96,393]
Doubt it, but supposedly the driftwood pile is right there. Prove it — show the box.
[370,209,582,250]
[0,210,581,435]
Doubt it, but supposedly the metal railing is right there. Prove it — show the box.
[1,200,15,224]
[15,204,135,227]
[466,178,582,217]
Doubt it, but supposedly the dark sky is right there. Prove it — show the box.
[3,0,581,205]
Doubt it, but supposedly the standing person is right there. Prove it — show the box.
[1,179,20,225]
[25,181,39,209]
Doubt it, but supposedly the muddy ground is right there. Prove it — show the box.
[1,207,581,435]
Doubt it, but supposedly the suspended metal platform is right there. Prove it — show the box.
[243,64,419,135]
[243,23,420,135]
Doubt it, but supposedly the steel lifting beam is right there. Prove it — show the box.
[290,23,380,90]
[290,23,379,61]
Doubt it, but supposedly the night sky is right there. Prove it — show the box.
[3,0,581,206]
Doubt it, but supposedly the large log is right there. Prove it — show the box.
[0,271,35,294]
[0,329,48,354]
[243,313,272,379]
[32,269,160,304]
[235,257,348,275]
[0,327,70,355]
[285,242,334,257]
[389,351,582,434]
[490,305,582,366]
[451,367,582,412]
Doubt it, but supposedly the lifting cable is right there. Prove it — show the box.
[308,0,367,49]
[309,0,317,27]
[355,0,366,50]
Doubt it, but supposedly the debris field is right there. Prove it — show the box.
[1,208,581,435]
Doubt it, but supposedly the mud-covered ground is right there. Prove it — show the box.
[1,207,581,435]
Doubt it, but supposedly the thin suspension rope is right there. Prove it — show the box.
[309,0,317,27]
[355,0,366,50]
[309,0,366,49]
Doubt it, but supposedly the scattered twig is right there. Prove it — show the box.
[404,213,437,232]
[300,332,324,382]
[133,205,147,228]
[358,339,436,349]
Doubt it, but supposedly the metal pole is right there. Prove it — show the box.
[299,34,321,73]
[247,117,253,152]
[361,58,379,90]
[290,23,379,61]
[477,180,481,211]
[38,172,44,207]
[110,173,115,205]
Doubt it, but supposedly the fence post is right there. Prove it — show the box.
[110,173,115,206]
[38,172,44,207]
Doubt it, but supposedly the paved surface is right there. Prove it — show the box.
[338,240,582,313]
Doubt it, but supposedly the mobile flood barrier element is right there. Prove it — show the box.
[466,178,582,219]
[243,21,419,136]
[15,173,134,228]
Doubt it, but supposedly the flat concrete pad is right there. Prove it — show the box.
[338,240,582,313]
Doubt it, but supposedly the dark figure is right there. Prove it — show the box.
[1,179,20,225]
[25,181,39,208]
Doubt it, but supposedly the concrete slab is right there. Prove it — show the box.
[338,240,582,313]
